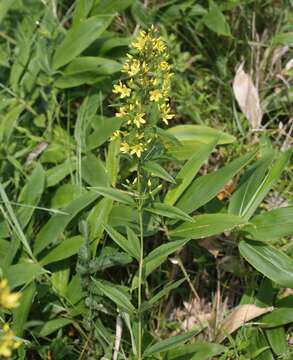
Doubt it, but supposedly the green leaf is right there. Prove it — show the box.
[145,203,193,222]
[72,0,95,26]
[265,327,288,356]
[167,125,235,145]
[143,161,176,184]
[106,138,120,186]
[64,56,121,75]
[0,0,15,24]
[142,279,185,312]
[6,262,45,289]
[46,158,77,187]
[126,227,141,261]
[239,240,293,288]
[104,224,140,260]
[167,342,227,360]
[81,154,109,187]
[92,279,135,313]
[143,330,199,356]
[13,281,36,336]
[272,32,293,45]
[92,0,133,14]
[39,236,84,266]
[261,308,293,328]
[34,191,100,255]
[170,214,247,239]
[164,140,217,206]
[229,149,291,219]
[132,239,189,289]
[87,116,122,150]
[39,318,73,337]
[90,186,134,205]
[203,3,231,37]
[244,207,293,241]
[89,250,132,272]
[53,15,113,69]
[176,151,256,214]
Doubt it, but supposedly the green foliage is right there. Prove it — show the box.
[0,0,292,359]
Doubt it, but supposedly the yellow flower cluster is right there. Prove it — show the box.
[111,26,174,158]
[0,280,22,357]
[0,324,21,358]
[0,279,20,309]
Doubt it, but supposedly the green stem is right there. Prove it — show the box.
[137,165,144,360]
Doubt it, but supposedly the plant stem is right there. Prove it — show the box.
[137,165,144,360]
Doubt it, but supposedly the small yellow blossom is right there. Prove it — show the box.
[160,103,175,125]
[0,280,20,309]
[131,30,147,52]
[130,144,144,158]
[113,81,131,98]
[120,142,131,154]
[134,113,146,128]
[0,323,21,358]
[142,61,149,72]
[115,106,127,118]
[109,130,121,141]
[159,61,170,71]
[152,37,166,53]
[125,59,141,76]
[149,89,163,102]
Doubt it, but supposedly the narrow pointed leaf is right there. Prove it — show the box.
[90,186,134,205]
[239,240,293,288]
[143,161,176,184]
[145,203,193,222]
[104,224,139,260]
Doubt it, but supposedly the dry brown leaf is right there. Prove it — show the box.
[233,63,263,130]
[217,304,273,342]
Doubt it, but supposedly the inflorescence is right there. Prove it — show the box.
[111,26,174,158]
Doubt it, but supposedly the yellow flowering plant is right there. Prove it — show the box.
[0,279,22,358]
[111,25,174,159]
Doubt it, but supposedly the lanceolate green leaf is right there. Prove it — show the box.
[143,330,199,356]
[164,140,217,206]
[53,15,113,69]
[244,207,293,241]
[143,161,176,184]
[176,151,256,214]
[145,203,193,222]
[239,240,293,288]
[104,224,140,260]
[92,279,135,313]
[229,149,291,219]
[167,125,235,145]
[39,236,84,266]
[6,262,45,289]
[228,150,274,218]
[90,186,134,205]
[167,342,227,360]
[12,281,36,336]
[132,239,189,289]
[169,214,247,239]
[34,192,100,255]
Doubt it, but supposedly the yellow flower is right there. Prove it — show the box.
[115,106,127,118]
[0,280,20,309]
[160,103,175,125]
[113,81,131,98]
[152,37,166,53]
[131,30,147,52]
[142,61,149,72]
[109,130,121,141]
[0,324,21,358]
[134,113,146,128]
[130,144,144,158]
[149,89,163,102]
[159,61,170,71]
[120,142,131,154]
